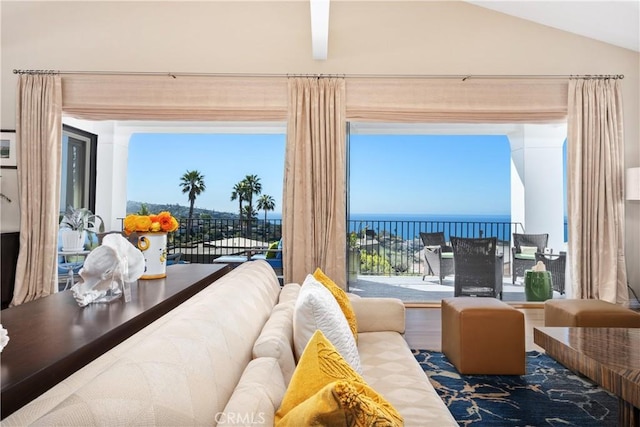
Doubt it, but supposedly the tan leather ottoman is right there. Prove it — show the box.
[441,297,525,375]
[544,299,640,327]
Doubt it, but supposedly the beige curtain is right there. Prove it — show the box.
[12,74,62,305]
[62,75,287,121]
[567,78,627,303]
[284,77,347,288]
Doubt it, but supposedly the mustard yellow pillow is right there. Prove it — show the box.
[277,381,403,427]
[313,267,358,341]
[275,330,402,426]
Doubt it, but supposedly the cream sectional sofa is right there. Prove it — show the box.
[3,260,456,426]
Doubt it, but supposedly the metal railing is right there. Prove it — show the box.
[149,217,529,278]
[166,218,282,263]
[348,219,525,277]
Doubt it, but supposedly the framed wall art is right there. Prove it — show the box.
[1,130,17,168]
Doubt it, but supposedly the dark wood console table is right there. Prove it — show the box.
[534,326,640,427]
[0,263,231,419]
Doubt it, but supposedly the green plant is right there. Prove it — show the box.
[349,231,359,249]
[59,206,105,245]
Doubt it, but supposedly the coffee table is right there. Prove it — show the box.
[534,326,640,426]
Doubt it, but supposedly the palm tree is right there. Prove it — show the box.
[231,181,247,235]
[241,174,262,219]
[180,170,206,235]
[257,194,275,239]
[240,174,262,237]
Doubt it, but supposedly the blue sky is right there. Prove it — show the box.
[128,133,512,216]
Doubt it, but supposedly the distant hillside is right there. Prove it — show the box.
[127,201,238,220]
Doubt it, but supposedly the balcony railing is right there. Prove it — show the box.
[166,218,282,263]
[348,219,525,277]
[148,217,526,279]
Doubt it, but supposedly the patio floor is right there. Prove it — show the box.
[347,274,567,303]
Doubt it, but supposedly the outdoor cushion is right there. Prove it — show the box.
[265,240,280,259]
[441,252,454,259]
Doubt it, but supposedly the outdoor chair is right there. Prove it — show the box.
[419,232,454,285]
[535,251,566,295]
[512,233,549,284]
[450,236,503,299]
[251,239,283,281]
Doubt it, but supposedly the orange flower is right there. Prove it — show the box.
[123,212,179,235]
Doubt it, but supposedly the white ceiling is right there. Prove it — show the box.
[466,1,640,52]
[310,1,640,59]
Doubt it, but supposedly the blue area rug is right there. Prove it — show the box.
[413,350,618,426]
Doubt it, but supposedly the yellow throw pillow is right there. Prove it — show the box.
[313,267,358,341]
[277,381,403,427]
[275,330,402,426]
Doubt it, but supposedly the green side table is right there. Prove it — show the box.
[524,270,553,301]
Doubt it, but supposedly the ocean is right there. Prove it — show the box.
[348,213,513,242]
[269,213,514,242]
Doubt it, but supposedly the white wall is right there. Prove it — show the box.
[1,1,639,292]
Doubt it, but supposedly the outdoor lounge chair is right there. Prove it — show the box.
[450,236,503,299]
[419,232,454,285]
[535,251,566,295]
[512,233,549,284]
[251,239,283,280]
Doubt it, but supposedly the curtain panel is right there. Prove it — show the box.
[346,78,568,123]
[567,78,628,303]
[62,75,288,121]
[284,77,347,288]
[12,74,62,306]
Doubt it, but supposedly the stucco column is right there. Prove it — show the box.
[508,123,567,253]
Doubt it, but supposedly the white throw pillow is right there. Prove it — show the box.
[293,274,362,374]
[520,245,538,255]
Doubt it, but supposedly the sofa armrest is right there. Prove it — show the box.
[350,297,405,334]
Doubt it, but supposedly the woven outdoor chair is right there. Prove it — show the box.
[450,236,503,299]
[535,251,566,295]
[419,232,454,285]
[511,233,549,284]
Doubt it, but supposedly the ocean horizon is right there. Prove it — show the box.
[270,212,514,241]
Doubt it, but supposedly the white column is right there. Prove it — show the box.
[508,123,567,253]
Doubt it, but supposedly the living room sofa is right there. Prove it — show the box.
[2,260,455,426]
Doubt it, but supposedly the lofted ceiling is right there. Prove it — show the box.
[310,1,640,60]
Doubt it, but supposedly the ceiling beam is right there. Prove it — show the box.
[310,0,330,60]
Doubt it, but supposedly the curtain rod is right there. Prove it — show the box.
[12,69,624,80]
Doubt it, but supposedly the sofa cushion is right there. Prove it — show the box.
[218,357,286,427]
[357,331,458,426]
[293,275,361,373]
[275,330,402,426]
[253,302,296,385]
[313,267,358,341]
[278,283,300,305]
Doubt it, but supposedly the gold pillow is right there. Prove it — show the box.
[313,267,358,341]
[277,381,403,427]
[275,330,402,426]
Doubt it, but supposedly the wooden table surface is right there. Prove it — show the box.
[0,263,231,419]
[534,326,640,426]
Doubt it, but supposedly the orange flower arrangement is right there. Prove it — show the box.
[123,211,179,235]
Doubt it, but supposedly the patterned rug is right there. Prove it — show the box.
[413,350,618,426]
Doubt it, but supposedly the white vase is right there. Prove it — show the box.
[60,229,87,252]
[137,232,168,279]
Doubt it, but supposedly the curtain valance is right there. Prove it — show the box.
[62,75,288,121]
[346,78,568,123]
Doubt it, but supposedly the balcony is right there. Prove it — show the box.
[162,217,566,303]
[347,218,567,303]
